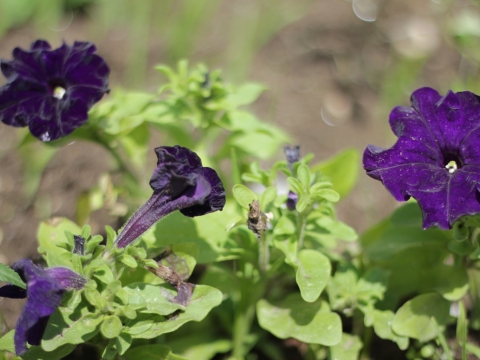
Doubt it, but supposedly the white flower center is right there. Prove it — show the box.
[53,86,66,100]
[445,160,457,174]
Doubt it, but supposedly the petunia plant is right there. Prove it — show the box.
[3,35,480,360]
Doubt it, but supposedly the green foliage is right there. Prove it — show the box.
[257,294,342,346]
[0,264,25,289]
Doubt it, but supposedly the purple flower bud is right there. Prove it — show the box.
[0,40,109,141]
[286,191,298,211]
[284,145,300,171]
[73,235,85,255]
[364,87,480,229]
[115,146,226,248]
[0,259,86,355]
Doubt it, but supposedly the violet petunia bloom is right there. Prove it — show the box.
[364,87,480,230]
[0,40,109,141]
[115,145,226,248]
[0,259,85,355]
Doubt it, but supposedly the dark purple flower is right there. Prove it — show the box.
[115,145,226,248]
[364,87,480,230]
[0,259,85,355]
[0,40,109,141]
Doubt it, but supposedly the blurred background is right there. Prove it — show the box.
[0,0,479,265]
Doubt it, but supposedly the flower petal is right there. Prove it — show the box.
[45,267,86,290]
[180,167,226,217]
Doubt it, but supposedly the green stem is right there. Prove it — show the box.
[296,212,307,251]
[437,329,454,360]
[232,276,266,359]
[258,231,269,275]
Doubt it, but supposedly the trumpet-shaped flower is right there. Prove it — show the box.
[115,145,226,248]
[0,40,109,141]
[0,259,86,355]
[364,87,480,229]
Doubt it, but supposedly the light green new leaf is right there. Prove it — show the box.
[297,164,310,189]
[312,189,340,203]
[312,149,359,199]
[295,249,331,303]
[392,293,450,342]
[0,263,25,289]
[232,184,256,209]
[257,294,342,346]
[131,285,222,339]
[101,315,123,339]
[287,177,303,196]
[329,333,362,360]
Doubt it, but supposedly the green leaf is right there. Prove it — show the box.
[101,315,123,339]
[0,263,25,289]
[257,294,342,346]
[37,217,81,267]
[372,310,409,350]
[22,344,76,360]
[287,177,303,195]
[273,216,295,236]
[121,255,138,268]
[42,309,104,351]
[316,217,357,242]
[232,184,257,209]
[422,265,469,301]
[329,333,362,360]
[390,202,423,227]
[312,149,359,199]
[296,194,310,213]
[260,186,277,212]
[295,249,331,303]
[312,189,339,203]
[392,293,450,342]
[130,285,222,339]
[227,83,266,108]
[124,345,188,360]
[297,164,310,189]
[169,335,231,360]
[0,330,14,353]
[123,283,185,316]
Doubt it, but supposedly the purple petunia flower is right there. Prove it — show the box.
[363,87,480,230]
[0,259,85,355]
[286,191,298,211]
[115,145,226,248]
[0,40,109,141]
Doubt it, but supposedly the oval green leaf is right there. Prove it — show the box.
[257,294,341,346]
[232,184,257,209]
[296,249,331,302]
[392,293,450,342]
